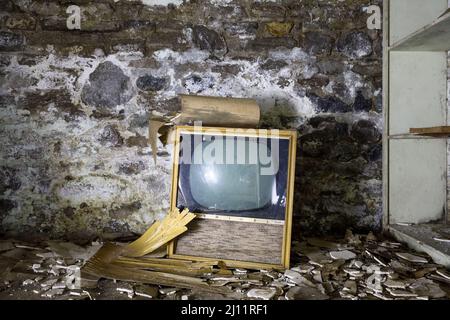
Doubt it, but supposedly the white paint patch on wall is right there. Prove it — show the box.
[57,175,131,206]
[141,0,183,6]
[140,0,278,7]
[210,0,233,5]
[0,48,174,234]
[152,47,317,117]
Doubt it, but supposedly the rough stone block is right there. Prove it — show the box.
[0,31,24,51]
[4,14,37,30]
[191,25,227,57]
[350,119,381,144]
[264,22,294,37]
[81,61,134,109]
[136,74,167,92]
[302,31,334,55]
[246,37,297,51]
[337,31,373,59]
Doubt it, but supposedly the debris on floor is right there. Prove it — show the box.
[0,230,449,300]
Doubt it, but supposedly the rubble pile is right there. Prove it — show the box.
[0,232,449,300]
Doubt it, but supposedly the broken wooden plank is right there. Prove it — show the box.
[111,257,227,277]
[409,126,450,137]
[178,94,260,128]
[123,208,196,258]
[82,260,241,298]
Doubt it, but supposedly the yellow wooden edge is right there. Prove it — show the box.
[175,125,296,138]
[167,125,297,271]
[195,213,285,225]
[283,130,297,268]
[169,253,285,271]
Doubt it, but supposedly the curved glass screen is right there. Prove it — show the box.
[177,133,290,220]
[189,140,275,211]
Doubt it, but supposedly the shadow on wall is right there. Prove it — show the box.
[261,107,382,237]
[0,0,383,239]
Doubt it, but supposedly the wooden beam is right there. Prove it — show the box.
[410,126,450,137]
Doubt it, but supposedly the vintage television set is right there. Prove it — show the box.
[168,126,297,269]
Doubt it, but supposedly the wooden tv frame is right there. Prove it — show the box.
[167,125,297,270]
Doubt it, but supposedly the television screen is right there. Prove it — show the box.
[189,139,275,211]
[177,133,290,220]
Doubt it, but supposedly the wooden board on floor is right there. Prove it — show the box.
[410,126,450,137]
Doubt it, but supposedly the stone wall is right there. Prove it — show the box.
[446,0,450,219]
[0,0,383,240]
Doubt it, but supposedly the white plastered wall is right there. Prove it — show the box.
[386,0,448,225]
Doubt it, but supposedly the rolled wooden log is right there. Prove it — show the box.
[149,94,261,164]
[177,94,260,128]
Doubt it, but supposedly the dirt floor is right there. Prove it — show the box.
[1,231,450,300]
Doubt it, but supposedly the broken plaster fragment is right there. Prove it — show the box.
[305,251,333,265]
[284,270,316,287]
[40,278,58,288]
[379,241,402,249]
[389,260,416,273]
[350,260,364,269]
[409,278,446,299]
[329,250,356,261]
[364,250,387,267]
[15,244,41,250]
[428,274,450,286]
[233,268,247,274]
[22,279,34,286]
[370,292,393,300]
[263,271,281,279]
[395,252,428,264]
[343,280,357,294]
[134,285,159,299]
[386,288,417,298]
[312,270,322,283]
[52,282,66,290]
[291,264,315,274]
[436,269,450,280]
[247,287,277,300]
[340,291,358,300]
[413,267,436,278]
[269,280,288,289]
[117,285,134,295]
[42,288,64,298]
[306,238,341,250]
[159,287,178,295]
[432,237,450,243]
[343,268,364,277]
[36,252,56,259]
[285,285,329,300]
[383,279,408,289]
